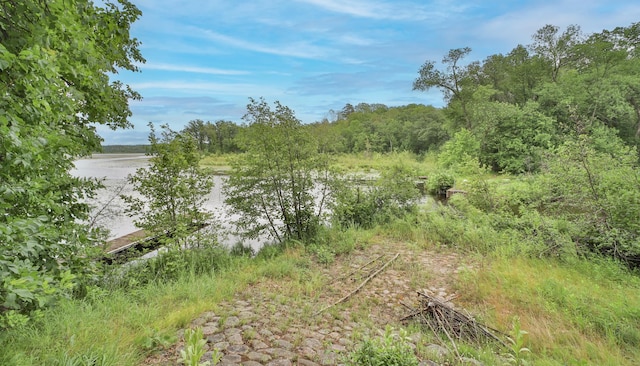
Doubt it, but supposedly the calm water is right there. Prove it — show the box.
[71,154,248,247]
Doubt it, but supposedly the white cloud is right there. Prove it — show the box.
[197,29,332,59]
[476,0,640,49]
[295,0,469,21]
[130,80,283,97]
[137,62,250,75]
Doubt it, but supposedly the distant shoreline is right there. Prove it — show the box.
[101,144,149,154]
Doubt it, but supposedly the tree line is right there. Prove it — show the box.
[178,21,639,175]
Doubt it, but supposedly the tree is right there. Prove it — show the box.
[530,24,582,82]
[224,98,333,243]
[212,120,242,154]
[413,47,475,128]
[472,101,554,173]
[182,119,208,151]
[542,128,640,264]
[0,0,143,318]
[122,124,213,245]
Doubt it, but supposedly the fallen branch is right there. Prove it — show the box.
[329,253,386,285]
[402,291,508,349]
[315,252,400,316]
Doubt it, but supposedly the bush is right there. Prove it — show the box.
[438,129,481,169]
[426,172,455,195]
[332,165,421,229]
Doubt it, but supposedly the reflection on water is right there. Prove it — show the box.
[71,154,260,250]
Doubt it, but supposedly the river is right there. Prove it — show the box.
[71,153,260,250]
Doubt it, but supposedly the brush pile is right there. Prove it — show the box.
[402,291,506,347]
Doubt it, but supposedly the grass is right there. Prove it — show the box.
[198,153,233,172]
[454,256,640,365]
[332,151,437,175]
[3,231,636,365]
[0,257,252,366]
[2,149,640,365]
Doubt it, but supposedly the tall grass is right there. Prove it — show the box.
[0,251,251,366]
[410,174,640,364]
[333,151,437,174]
[453,256,640,365]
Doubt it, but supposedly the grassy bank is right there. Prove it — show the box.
[1,222,638,365]
[2,152,639,365]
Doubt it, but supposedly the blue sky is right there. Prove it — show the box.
[102,0,640,145]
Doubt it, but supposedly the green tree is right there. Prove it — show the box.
[0,0,143,317]
[212,120,242,154]
[413,47,475,129]
[308,120,346,154]
[224,98,333,243]
[479,45,547,106]
[472,101,555,173]
[438,128,481,172]
[182,119,208,151]
[530,24,582,82]
[542,127,640,264]
[122,124,213,245]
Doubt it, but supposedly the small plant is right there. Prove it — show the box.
[179,327,216,366]
[427,172,455,196]
[504,316,531,365]
[139,330,175,352]
[346,326,419,366]
[311,245,336,265]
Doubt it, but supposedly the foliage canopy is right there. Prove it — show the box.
[0,0,143,317]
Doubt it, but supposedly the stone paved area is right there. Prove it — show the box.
[145,241,477,365]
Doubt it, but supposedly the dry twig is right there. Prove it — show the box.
[402,291,508,349]
[314,252,400,316]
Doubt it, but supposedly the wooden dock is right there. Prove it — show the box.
[105,230,150,255]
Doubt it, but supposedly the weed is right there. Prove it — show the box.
[57,350,118,366]
[504,317,531,365]
[311,245,336,265]
[242,328,257,341]
[346,326,419,366]
[178,327,217,366]
[138,329,176,353]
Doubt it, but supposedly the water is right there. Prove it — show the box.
[71,154,259,249]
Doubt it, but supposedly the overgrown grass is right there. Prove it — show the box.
[333,151,437,175]
[0,255,255,365]
[3,152,640,365]
[0,241,260,366]
[199,153,233,172]
[454,256,640,365]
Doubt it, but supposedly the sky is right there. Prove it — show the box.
[101,0,640,145]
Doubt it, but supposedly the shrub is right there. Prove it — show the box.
[332,165,421,229]
[426,172,455,195]
[438,129,481,169]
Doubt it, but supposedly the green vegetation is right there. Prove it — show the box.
[101,145,149,154]
[223,98,334,242]
[179,327,217,366]
[346,327,419,366]
[122,123,214,246]
[0,0,143,320]
[2,1,640,364]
